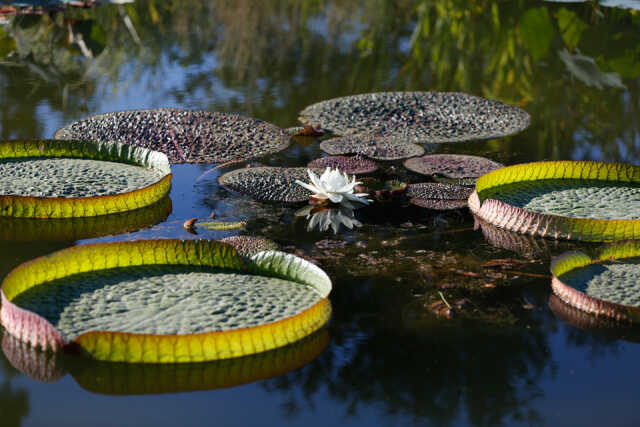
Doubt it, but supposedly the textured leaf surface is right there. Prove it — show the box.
[551,241,640,323]
[0,140,171,218]
[470,161,640,241]
[218,167,324,202]
[299,91,530,142]
[319,136,425,160]
[54,109,289,164]
[1,240,332,362]
[404,154,503,179]
[307,155,379,174]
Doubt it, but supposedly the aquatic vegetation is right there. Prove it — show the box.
[218,167,324,202]
[54,109,290,164]
[1,239,332,362]
[551,241,640,323]
[406,182,473,211]
[403,154,504,183]
[299,91,530,142]
[320,135,425,160]
[307,155,379,174]
[469,161,640,241]
[295,167,371,207]
[0,139,171,218]
[219,236,279,257]
[194,220,247,231]
[355,178,407,202]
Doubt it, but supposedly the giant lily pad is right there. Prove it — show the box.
[307,155,379,174]
[0,196,171,242]
[404,154,504,181]
[468,161,640,241]
[1,329,329,393]
[1,239,332,363]
[54,109,290,164]
[551,241,640,323]
[0,139,171,218]
[320,136,425,160]
[218,167,323,202]
[299,92,530,142]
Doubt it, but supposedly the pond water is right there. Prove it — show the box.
[1,1,640,426]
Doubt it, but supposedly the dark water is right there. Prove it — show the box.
[1,1,640,426]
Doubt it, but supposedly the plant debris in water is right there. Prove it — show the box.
[307,155,379,174]
[218,167,324,202]
[299,91,530,142]
[403,154,504,180]
[54,109,290,164]
[319,135,425,160]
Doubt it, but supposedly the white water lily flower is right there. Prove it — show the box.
[295,167,372,205]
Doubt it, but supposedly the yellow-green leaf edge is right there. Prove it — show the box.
[550,241,640,324]
[0,139,172,218]
[1,239,332,363]
[469,160,640,241]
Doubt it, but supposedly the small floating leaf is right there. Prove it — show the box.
[404,154,504,180]
[54,109,290,164]
[320,136,424,160]
[307,155,379,174]
[197,220,247,231]
[299,91,530,142]
[218,167,323,202]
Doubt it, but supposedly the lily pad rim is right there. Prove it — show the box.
[469,160,640,242]
[550,242,640,323]
[0,139,172,218]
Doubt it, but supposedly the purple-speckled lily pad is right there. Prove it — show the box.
[320,136,424,160]
[307,156,379,174]
[54,109,289,164]
[404,154,504,179]
[406,182,473,211]
[299,91,530,142]
[218,167,324,202]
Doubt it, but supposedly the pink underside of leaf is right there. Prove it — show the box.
[1,291,65,352]
[1,334,64,382]
[551,276,637,324]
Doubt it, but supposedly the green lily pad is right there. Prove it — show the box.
[0,139,171,218]
[299,91,530,142]
[469,161,640,241]
[403,154,504,180]
[1,240,332,363]
[307,155,379,174]
[54,109,290,164]
[320,136,425,160]
[551,242,640,323]
[218,167,324,202]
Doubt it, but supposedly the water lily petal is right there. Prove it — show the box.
[295,179,322,194]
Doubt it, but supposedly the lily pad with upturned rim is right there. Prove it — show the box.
[403,154,504,180]
[307,156,379,174]
[0,239,332,363]
[218,167,324,202]
[0,139,171,218]
[299,91,530,142]
[54,109,290,164]
[551,241,640,324]
[319,136,425,160]
[468,161,640,241]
